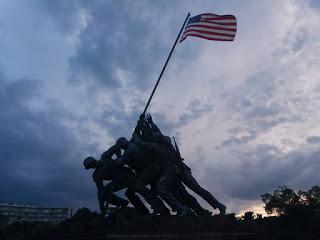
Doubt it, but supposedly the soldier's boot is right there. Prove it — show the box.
[152,207,170,216]
[218,203,226,215]
[156,172,190,216]
[108,194,129,208]
[182,171,224,212]
[177,207,194,217]
[137,208,149,215]
[196,209,212,216]
[146,193,169,215]
[135,186,169,215]
[125,188,150,215]
[118,199,129,208]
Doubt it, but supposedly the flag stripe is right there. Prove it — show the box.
[201,19,237,25]
[185,24,236,33]
[201,13,235,18]
[180,33,234,42]
[187,22,237,30]
[201,13,220,17]
[203,19,236,23]
[183,28,236,37]
[181,31,235,40]
[202,16,236,21]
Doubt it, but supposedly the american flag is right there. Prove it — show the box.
[180,13,237,42]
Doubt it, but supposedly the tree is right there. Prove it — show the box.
[261,186,299,215]
[243,211,254,221]
[261,185,320,215]
[297,186,320,209]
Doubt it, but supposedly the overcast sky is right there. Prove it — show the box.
[0,0,320,215]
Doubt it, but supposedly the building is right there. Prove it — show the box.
[0,201,71,223]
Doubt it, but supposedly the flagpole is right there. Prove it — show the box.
[142,12,190,115]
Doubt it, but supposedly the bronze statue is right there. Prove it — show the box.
[83,113,226,217]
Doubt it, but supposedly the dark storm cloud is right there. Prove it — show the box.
[36,0,80,34]
[93,96,215,145]
[218,70,301,148]
[0,77,95,207]
[206,14,320,203]
[310,0,320,9]
[31,0,208,144]
[228,19,318,137]
[204,143,320,200]
[220,130,257,148]
[306,136,320,144]
[155,98,215,136]
[178,99,214,126]
[96,103,142,142]
[227,72,283,121]
[68,1,181,90]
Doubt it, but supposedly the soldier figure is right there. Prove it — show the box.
[132,118,194,216]
[83,149,149,216]
[144,113,226,215]
[136,115,210,215]
[114,137,170,215]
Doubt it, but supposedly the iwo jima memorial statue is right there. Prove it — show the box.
[83,12,237,233]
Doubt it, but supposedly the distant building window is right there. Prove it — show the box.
[0,202,70,223]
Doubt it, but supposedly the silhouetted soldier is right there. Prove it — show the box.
[83,154,149,216]
[134,115,210,215]
[134,115,209,215]
[115,137,170,215]
[132,124,194,216]
[173,178,211,216]
[145,113,226,215]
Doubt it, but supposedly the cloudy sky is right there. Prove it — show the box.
[1,0,320,215]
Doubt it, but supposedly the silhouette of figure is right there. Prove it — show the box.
[115,137,170,215]
[132,126,193,216]
[83,153,148,215]
[144,113,226,215]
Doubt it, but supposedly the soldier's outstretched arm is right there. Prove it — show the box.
[114,149,131,166]
[132,116,145,137]
[114,146,121,159]
[101,144,121,161]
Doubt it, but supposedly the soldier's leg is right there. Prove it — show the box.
[101,169,155,214]
[125,188,149,215]
[103,181,128,207]
[151,179,179,212]
[175,181,210,216]
[135,165,169,214]
[181,169,225,214]
[156,166,192,216]
[124,170,149,215]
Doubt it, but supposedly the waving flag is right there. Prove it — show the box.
[180,13,237,42]
[143,12,237,114]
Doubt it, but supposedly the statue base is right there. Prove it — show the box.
[35,207,318,240]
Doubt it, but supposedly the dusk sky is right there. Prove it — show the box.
[1,0,320,215]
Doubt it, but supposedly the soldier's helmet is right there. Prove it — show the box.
[83,156,96,169]
[116,137,129,147]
